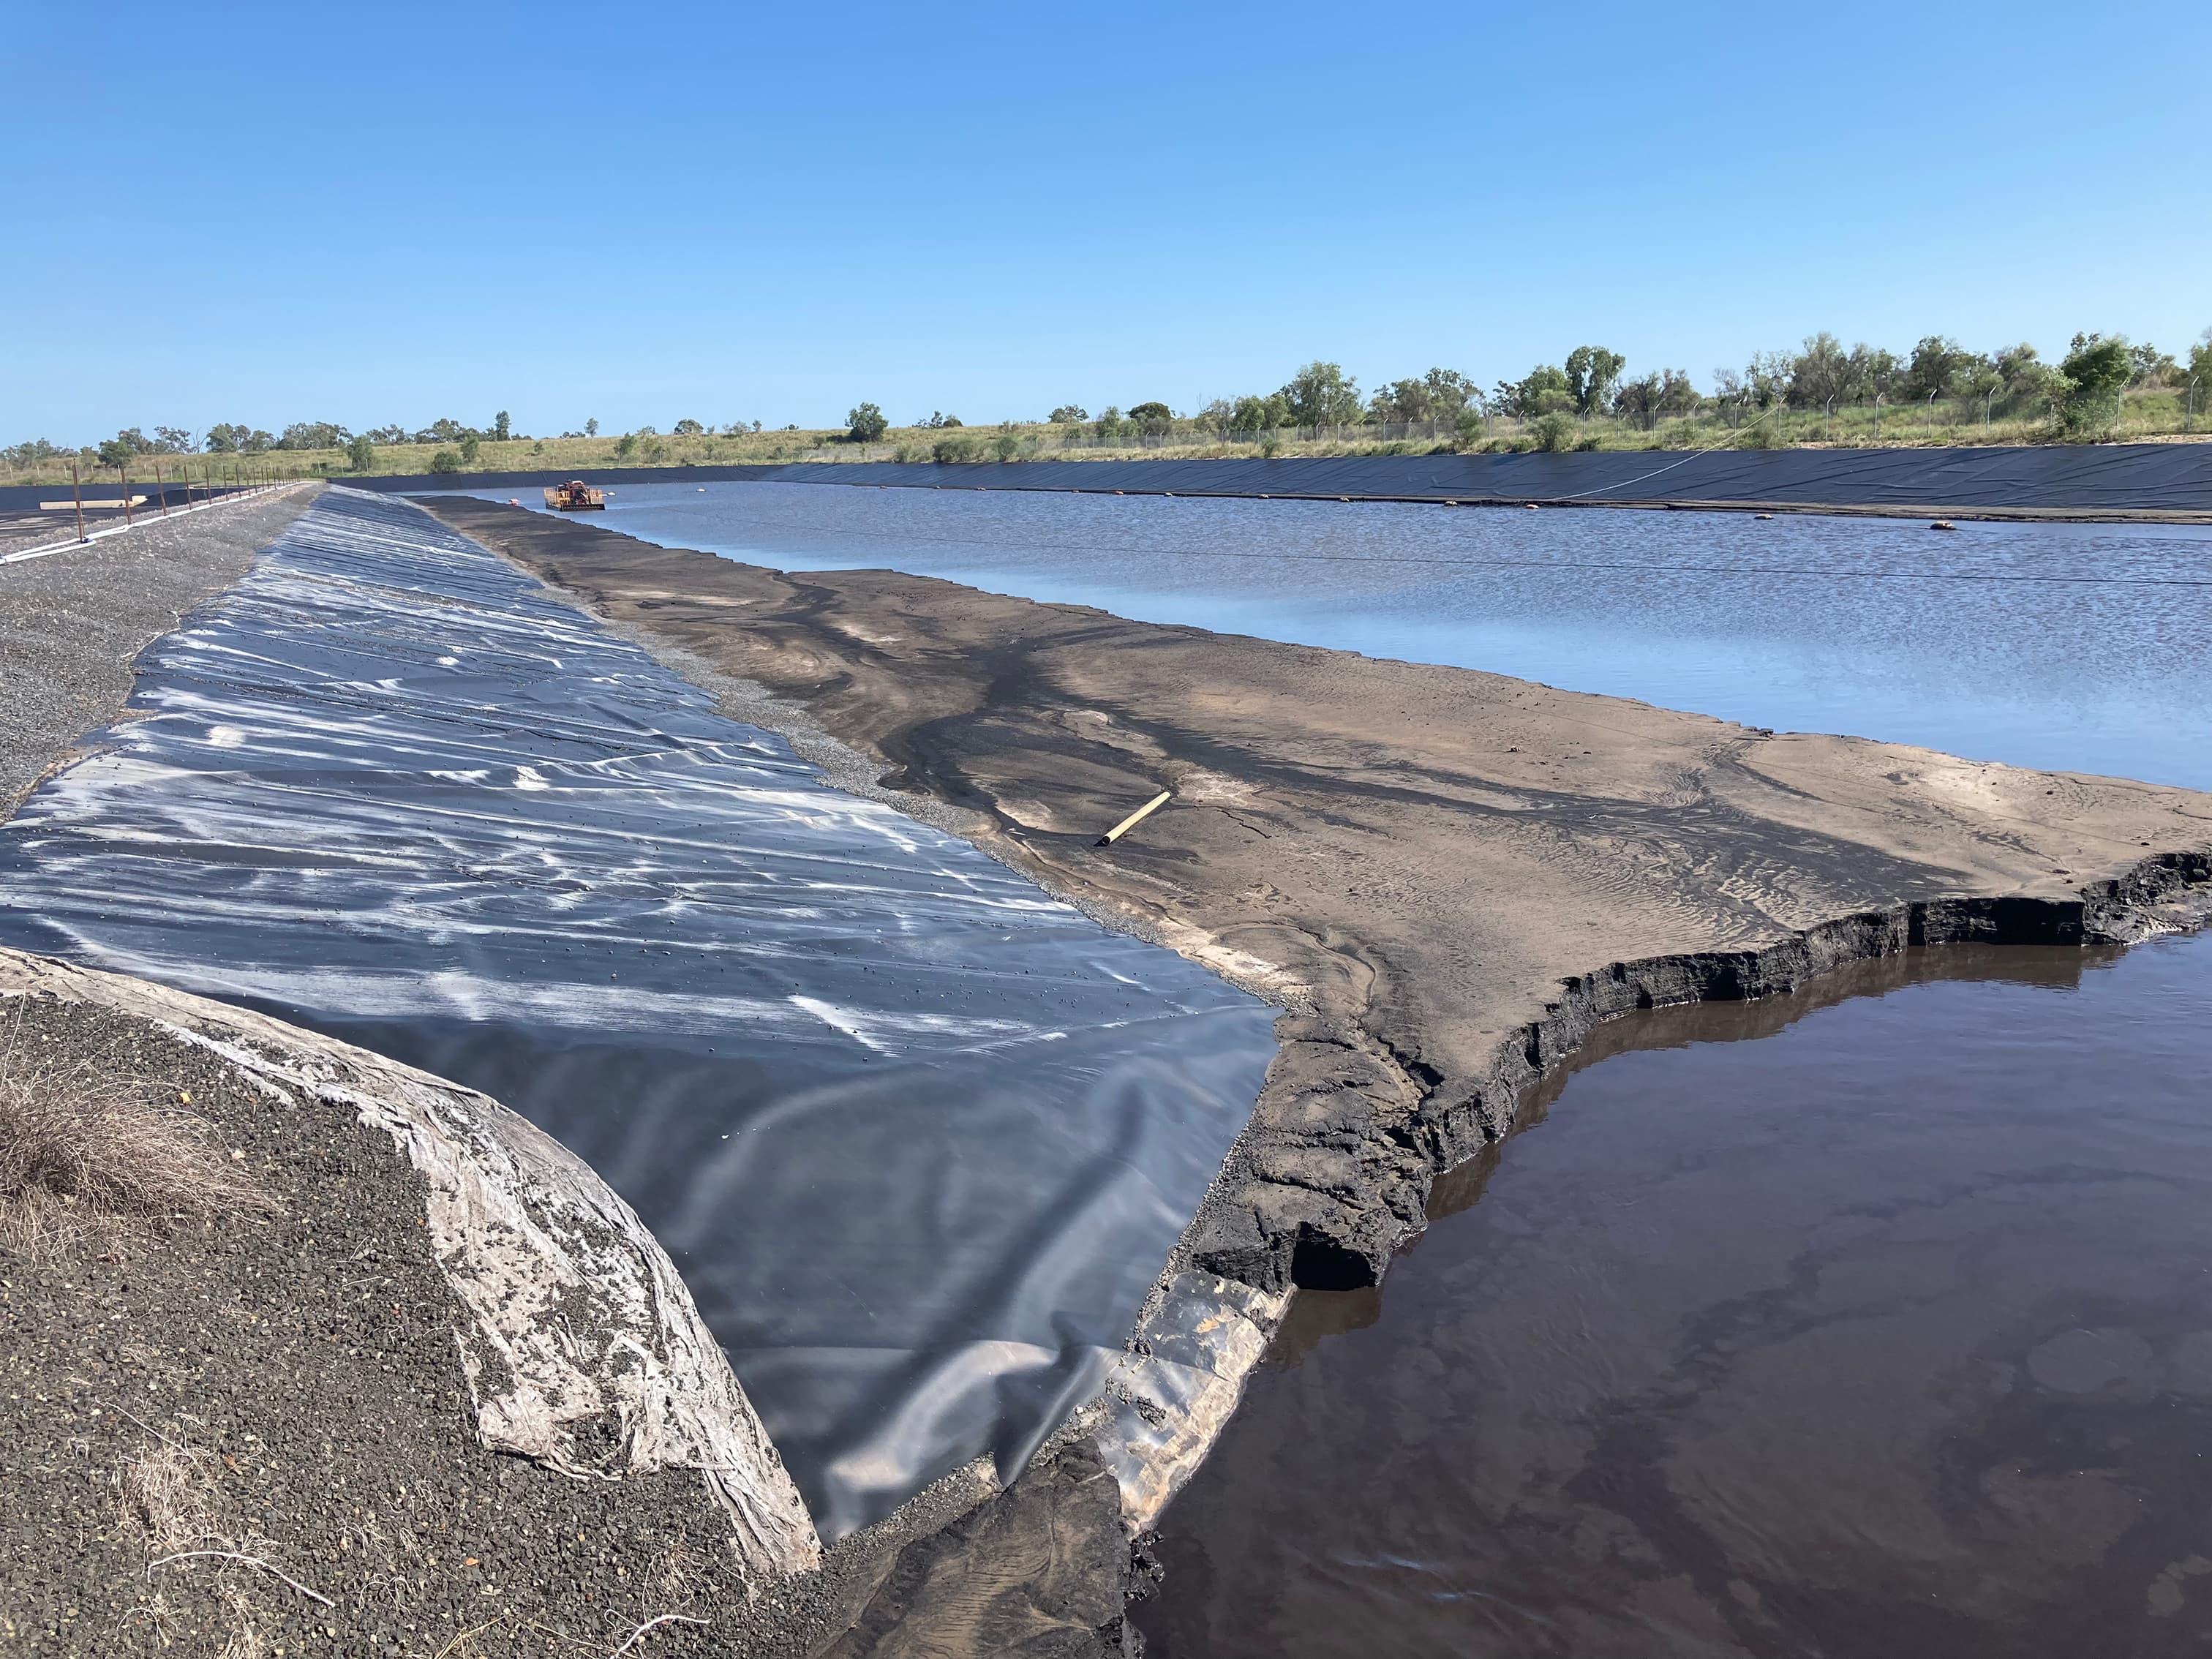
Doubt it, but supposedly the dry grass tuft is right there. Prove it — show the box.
[0,1015,274,1255]
[118,1440,222,1554]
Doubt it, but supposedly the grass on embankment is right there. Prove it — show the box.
[5,388,2206,489]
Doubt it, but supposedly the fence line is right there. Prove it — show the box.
[1,467,308,567]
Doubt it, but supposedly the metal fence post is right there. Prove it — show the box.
[121,464,133,525]
[72,462,85,541]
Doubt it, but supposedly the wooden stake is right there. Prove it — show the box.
[1097,789,1172,846]
[71,462,85,541]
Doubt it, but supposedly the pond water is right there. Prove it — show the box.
[1133,930,2212,1658]
[473,480,2212,791]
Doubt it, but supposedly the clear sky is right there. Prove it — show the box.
[7,0,2208,443]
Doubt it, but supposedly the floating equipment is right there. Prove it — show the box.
[543,480,606,512]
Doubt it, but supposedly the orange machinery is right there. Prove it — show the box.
[543,479,606,511]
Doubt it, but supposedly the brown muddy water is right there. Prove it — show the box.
[1134,930,2212,1658]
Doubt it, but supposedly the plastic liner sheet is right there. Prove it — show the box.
[340,443,2212,514]
[0,488,1276,1539]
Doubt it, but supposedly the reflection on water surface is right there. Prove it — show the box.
[1135,932,2212,1658]
[481,480,2212,790]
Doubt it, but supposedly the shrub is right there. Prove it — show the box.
[933,434,982,463]
[458,434,481,464]
[428,448,462,473]
[1533,412,1576,451]
[346,434,375,473]
[2057,335,2132,439]
[846,402,889,443]
[993,431,1022,461]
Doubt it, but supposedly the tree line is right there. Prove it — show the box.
[846,328,2211,448]
[12,326,2208,475]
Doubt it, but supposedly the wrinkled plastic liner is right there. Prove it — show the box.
[0,488,1275,1539]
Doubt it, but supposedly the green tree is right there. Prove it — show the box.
[493,410,513,441]
[2187,329,2212,404]
[1369,378,1434,425]
[845,403,889,443]
[1227,394,1290,434]
[1563,347,1626,416]
[2057,334,2134,436]
[1613,370,1693,429]
[614,432,638,459]
[1495,365,1571,418]
[1093,407,1125,440]
[1048,405,1088,424]
[1280,361,1362,428]
[278,421,350,451]
[1422,368,1478,420]
[2128,342,2179,385]
[458,434,481,464]
[673,418,706,436]
[1788,333,1856,408]
[1905,336,1970,401]
[1128,401,1173,437]
[346,434,375,473]
[428,449,462,474]
[584,418,600,437]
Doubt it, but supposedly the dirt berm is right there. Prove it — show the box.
[428,497,2212,1299]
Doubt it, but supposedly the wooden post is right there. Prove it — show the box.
[72,462,86,541]
[1097,789,1173,846]
[155,459,169,515]
[121,464,133,525]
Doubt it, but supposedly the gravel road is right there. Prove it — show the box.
[0,492,312,819]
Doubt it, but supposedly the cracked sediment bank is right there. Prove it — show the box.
[427,496,2212,1306]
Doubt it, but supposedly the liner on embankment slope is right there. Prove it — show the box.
[348,441,2212,519]
[0,486,1278,1545]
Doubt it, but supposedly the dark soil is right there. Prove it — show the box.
[0,991,748,1658]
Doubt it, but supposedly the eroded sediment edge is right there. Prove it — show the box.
[1091,857,2212,1532]
[0,948,823,1587]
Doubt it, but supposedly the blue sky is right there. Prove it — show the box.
[7,0,2208,443]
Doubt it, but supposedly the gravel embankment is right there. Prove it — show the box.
[0,992,750,1658]
[0,492,312,818]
